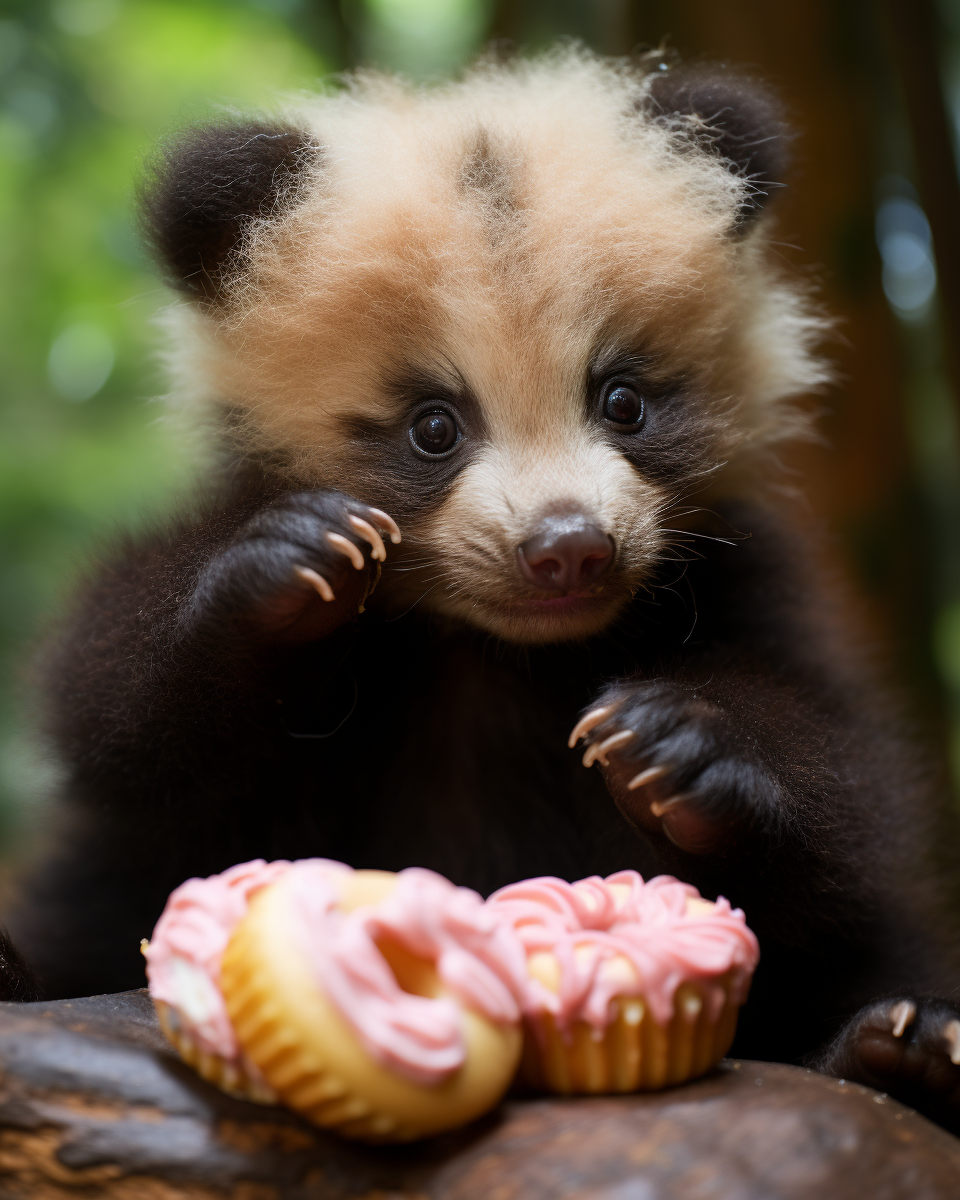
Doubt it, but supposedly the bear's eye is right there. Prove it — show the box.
[410,409,459,456]
[602,383,645,429]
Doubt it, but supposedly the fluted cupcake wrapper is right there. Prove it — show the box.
[153,999,279,1105]
[519,975,742,1094]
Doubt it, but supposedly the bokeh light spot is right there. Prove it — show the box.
[47,323,115,402]
[51,0,122,37]
[5,80,58,135]
[876,194,937,318]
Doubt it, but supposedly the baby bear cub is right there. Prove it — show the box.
[8,48,960,1131]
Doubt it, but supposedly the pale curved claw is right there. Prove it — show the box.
[943,1019,960,1065]
[568,706,615,750]
[327,532,366,571]
[348,515,387,562]
[365,507,402,545]
[650,793,691,818]
[627,763,670,791]
[582,729,634,768]
[295,565,335,602]
[890,1000,916,1039]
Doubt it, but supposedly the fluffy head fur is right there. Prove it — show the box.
[149,47,830,644]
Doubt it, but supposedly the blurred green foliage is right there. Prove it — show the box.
[1,0,959,856]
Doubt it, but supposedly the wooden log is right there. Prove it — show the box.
[0,991,957,1198]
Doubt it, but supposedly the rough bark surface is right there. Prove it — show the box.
[0,991,958,1199]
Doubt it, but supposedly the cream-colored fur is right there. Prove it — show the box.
[163,47,830,643]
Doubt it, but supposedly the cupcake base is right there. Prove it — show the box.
[154,1000,279,1105]
[519,977,741,1094]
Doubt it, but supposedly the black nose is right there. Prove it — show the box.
[517,514,614,593]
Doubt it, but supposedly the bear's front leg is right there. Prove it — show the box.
[570,677,789,858]
[566,668,901,966]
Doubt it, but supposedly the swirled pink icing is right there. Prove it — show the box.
[485,871,759,1031]
[144,858,350,1058]
[285,862,528,1085]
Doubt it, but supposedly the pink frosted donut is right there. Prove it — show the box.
[486,870,760,1093]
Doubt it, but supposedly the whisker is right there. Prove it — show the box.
[658,528,739,547]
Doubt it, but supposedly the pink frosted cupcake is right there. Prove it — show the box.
[486,871,759,1094]
[142,857,311,1102]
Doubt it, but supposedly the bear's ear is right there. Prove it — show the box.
[140,122,318,301]
[644,62,790,225]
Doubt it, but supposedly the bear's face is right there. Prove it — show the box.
[148,51,828,644]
